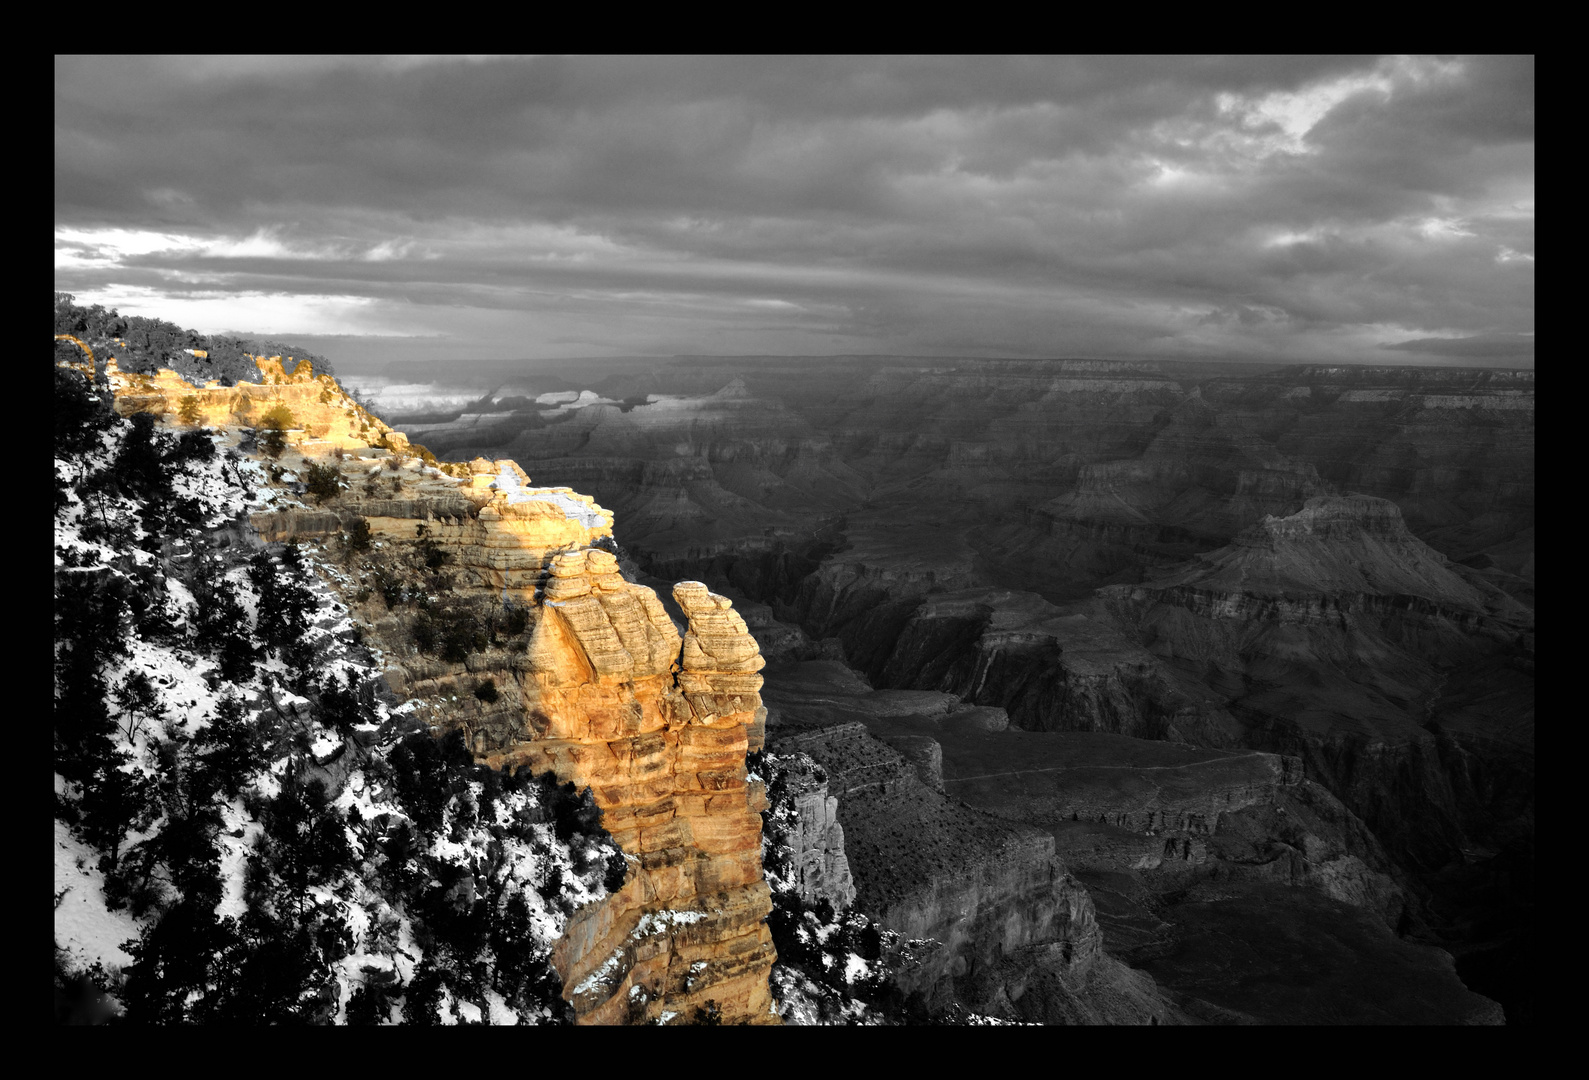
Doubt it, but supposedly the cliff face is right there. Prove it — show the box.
[1100,495,1534,876]
[761,753,856,910]
[757,661,1501,1024]
[384,358,1532,608]
[111,360,778,1025]
[487,576,777,1025]
[765,494,1531,890]
[105,355,415,455]
[418,380,869,570]
[373,355,1530,1023]
[765,721,1172,1024]
[54,370,638,1026]
[936,728,1408,925]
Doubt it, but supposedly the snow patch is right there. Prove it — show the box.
[491,466,608,527]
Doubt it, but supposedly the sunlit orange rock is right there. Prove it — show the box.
[99,361,777,1024]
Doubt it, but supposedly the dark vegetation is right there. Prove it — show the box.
[350,526,534,662]
[100,726,624,1024]
[54,337,623,1024]
[55,292,336,386]
[304,462,344,504]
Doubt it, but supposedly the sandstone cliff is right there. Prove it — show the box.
[375,354,1529,1023]
[108,359,778,1025]
[104,354,420,457]
[759,752,856,911]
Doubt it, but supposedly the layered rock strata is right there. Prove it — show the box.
[112,362,779,1025]
[766,721,1172,1023]
[761,752,856,910]
[934,729,1407,924]
[760,659,1500,1023]
[486,575,776,1024]
[106,354,415,456]
[378,354,1530,1022]
[1100,495,1534,875]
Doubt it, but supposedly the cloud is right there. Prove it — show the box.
[54,55,1533,367]
[1381,332,1535,361]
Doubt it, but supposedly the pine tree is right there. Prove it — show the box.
[260,403,296,432]
[315,670,370,735]
[54,366,115,458]
[112,670,160,742]
[53,571,128,780]
[78,747,153,869]
[401,959,444,1026]
[346,978,397,1025]
[304,462,342,504]
[259,403,295,459]
[249,549,316,658]
[172,429,215,463]
[113,412,174,508]
[193,691,264,799]
[189,558,258,682]
[219,909,325,1023]
[259,773,351,922]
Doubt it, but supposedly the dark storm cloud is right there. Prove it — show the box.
[57,56,1370,220]
[1383,333,1535,361]
[55,55,1533,366]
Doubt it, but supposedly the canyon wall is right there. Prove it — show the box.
[756,659,1501,1024]
[82,337,1529,1024]
[113,360,780,1025]
[106,354,417,456]
[374,354,1530,1021]
[766,722,1170,1024]
[395,358,1532,596]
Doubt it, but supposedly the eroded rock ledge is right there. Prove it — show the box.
[484,570,777,1024]
[114,359,778,1025]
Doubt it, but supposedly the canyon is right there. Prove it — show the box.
[98,355,781,1024]
[364,353,1532,1023]
[78,345,1527,1023]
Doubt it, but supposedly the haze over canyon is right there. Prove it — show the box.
[356,351,1534,1023]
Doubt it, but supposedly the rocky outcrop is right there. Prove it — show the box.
[760,655,1505,1024]
[767,580,1244,746]
[109,365,780,1025]
[107,354,416,456]
[253,458,619,602]
[477,574,776,1025]
[1256,372,1535,569]
[761,753,856,910]
[933,727,1407,922]
[766,722,1173,1023]
[1140,494,1498,612]
[1096,495,1534,878]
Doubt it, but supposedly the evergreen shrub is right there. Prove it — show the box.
[305,462,342,504]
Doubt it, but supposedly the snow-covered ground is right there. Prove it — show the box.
[54,407,615,1024]
[490,465,610,528]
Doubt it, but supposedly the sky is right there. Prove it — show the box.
[54,55,1534,370]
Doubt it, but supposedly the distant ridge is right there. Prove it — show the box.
[377,354,1537,388]
[1293,365,1535,385]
